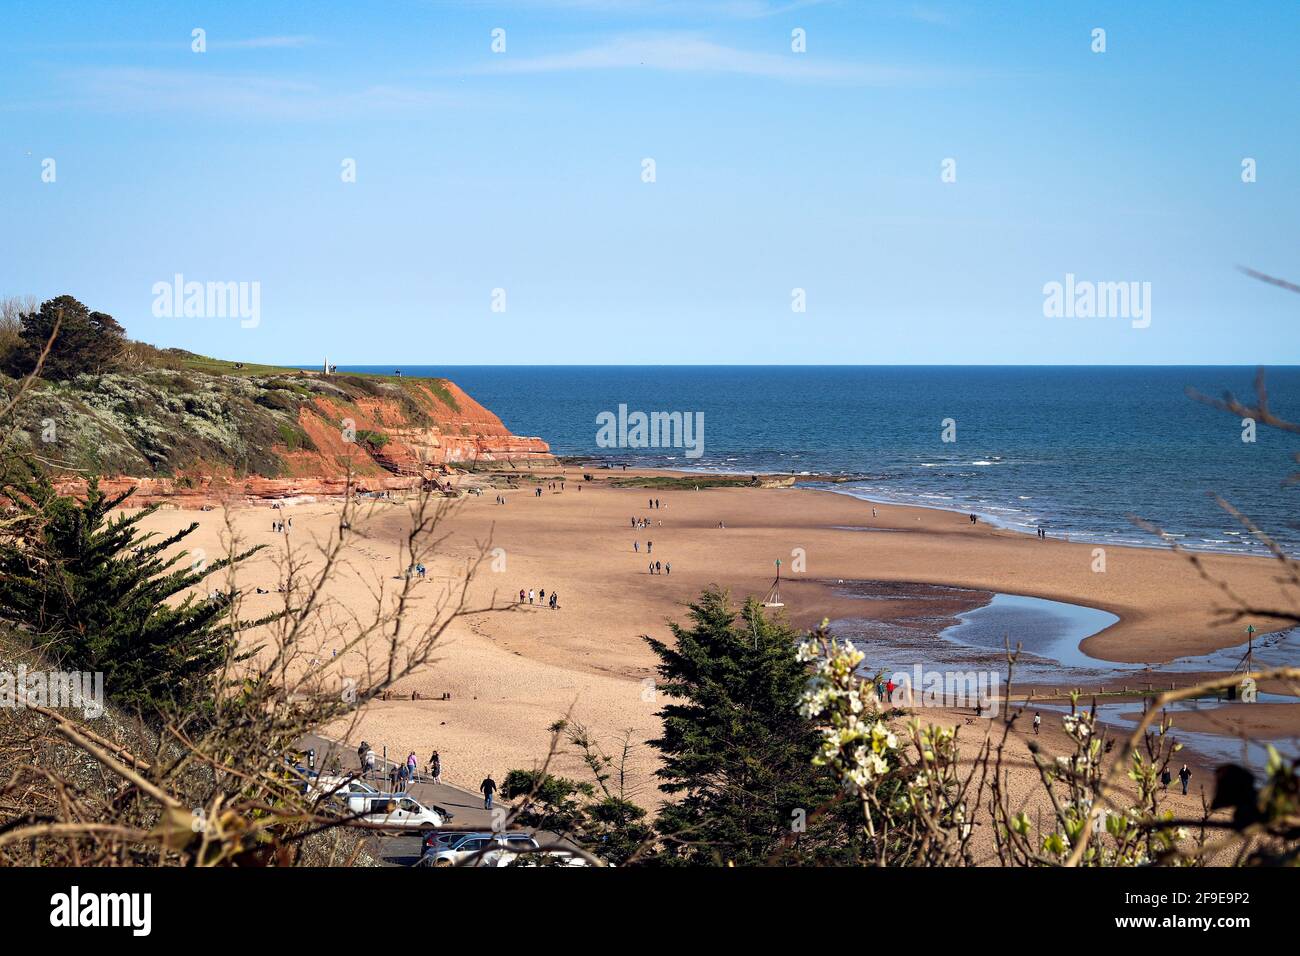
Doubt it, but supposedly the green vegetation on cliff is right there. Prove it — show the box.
[0,295,478,479]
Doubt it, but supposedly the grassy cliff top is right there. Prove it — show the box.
[5,348,473,479]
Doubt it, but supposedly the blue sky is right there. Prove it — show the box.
[2,0,1297,364]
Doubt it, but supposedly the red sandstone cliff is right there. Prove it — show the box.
[45,372,551,506]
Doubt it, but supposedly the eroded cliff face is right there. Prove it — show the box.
[288,379,549,478]
[10,368,550,504]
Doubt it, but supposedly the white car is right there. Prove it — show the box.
[308,775,379,799]
[491,848,593,867]
[349,793,449,831]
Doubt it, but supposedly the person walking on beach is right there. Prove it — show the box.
[649,562,655,575]
[1032,712,1041,735]
[528,588,535,605]
[519,588,525,604]
[357,740,370,770]
[647,541,652,554]
[1178,764,1192,795]
[549,592,558,609]
[429,751,442,785]
[1160,767,1172,790]
[655,560,661,574]
[480,774,497,810]
[665,562,670,575]
[364,746,376,777]
[633,540,639,553]
[406,751,418,783]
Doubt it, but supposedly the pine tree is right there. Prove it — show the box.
[4,294,126,380]
[645,587,856,865]
[0,468,264,718]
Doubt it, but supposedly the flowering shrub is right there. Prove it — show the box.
[794,624,1300,866]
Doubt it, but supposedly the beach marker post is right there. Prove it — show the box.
[763,559,784,608]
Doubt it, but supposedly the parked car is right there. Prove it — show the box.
[491,848,592,867]
[348,793,450,831]
[308,775,378,799]
[420,829,468,856]
[420,831,540,866]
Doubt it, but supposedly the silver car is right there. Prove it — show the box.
[422,831,540,867]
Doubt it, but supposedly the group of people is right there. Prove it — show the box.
[356,741,443,791]
[271,516,293,533]
[1029,714,1194,795]
[520,587,560,609]
[630,499,672,575]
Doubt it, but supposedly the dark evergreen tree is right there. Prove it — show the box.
[500,769,592,834]
[500,768,653,866]
[5,294,126,379]
[645,587,857,865]
[0,468,265,718]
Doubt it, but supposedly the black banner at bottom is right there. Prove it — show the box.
[0,865,1280,942]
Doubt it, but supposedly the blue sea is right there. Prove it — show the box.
[334,366,1299,557]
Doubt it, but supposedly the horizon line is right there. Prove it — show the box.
[295,362,1298,369]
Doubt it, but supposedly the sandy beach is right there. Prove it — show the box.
[130,468,1298,853]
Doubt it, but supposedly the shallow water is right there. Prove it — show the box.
[1034,696,1300,769]
[939,592,1121,671]
[828,582,1130,685]
[829,580,1300,769]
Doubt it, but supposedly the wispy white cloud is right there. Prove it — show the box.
[1,35,323,54]
[480,0,835,18]
[213,35,321,50]
[462,32,946,84]
[45,67,456,119]
[898,4,958,28]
